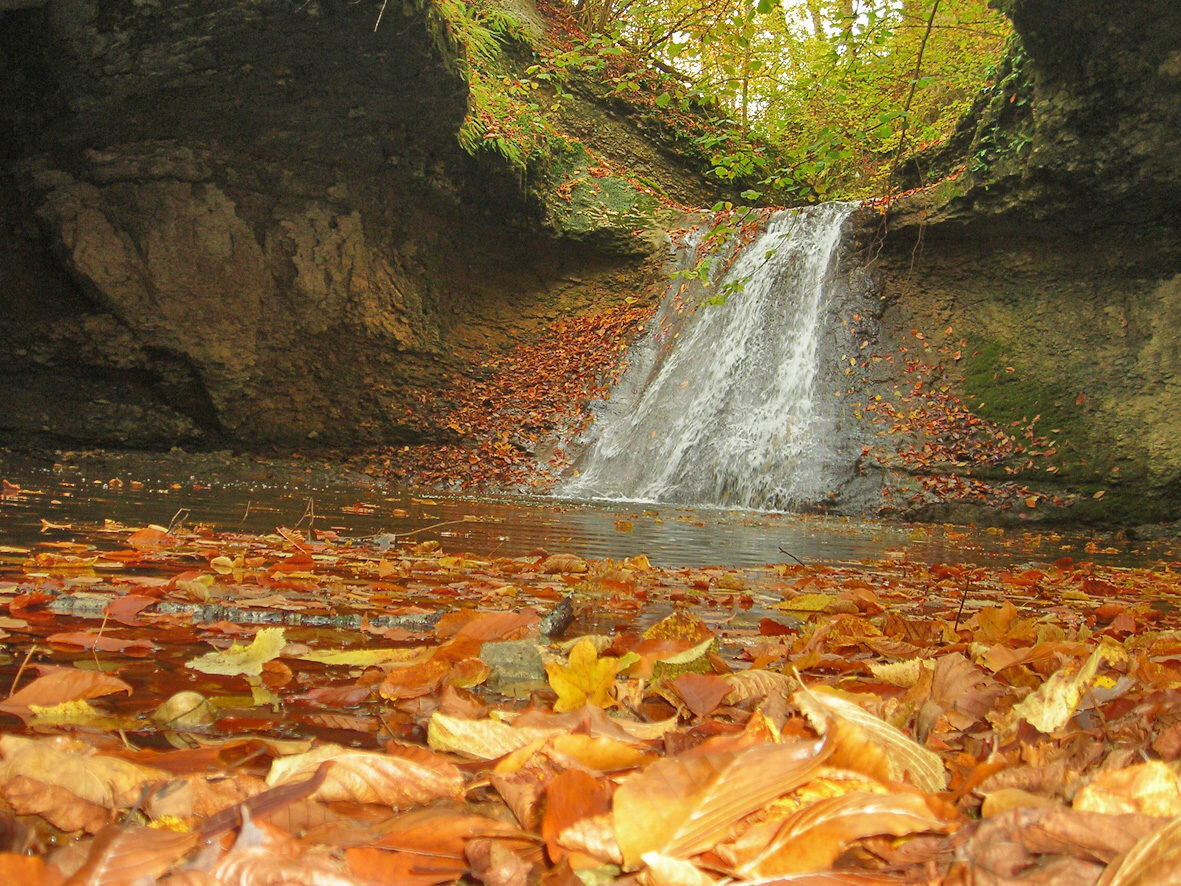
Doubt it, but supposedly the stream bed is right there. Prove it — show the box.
[1,449,1174,571]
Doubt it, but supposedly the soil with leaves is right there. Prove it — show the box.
[363,302,649,494]
[0,498,1179,884]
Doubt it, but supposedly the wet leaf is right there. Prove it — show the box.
[1,668,132,714]
[187,627,287,677]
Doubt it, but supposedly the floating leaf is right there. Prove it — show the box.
[187,627,287,677]
[1,668,132,714]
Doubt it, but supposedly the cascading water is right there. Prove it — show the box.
[560,202,861,511]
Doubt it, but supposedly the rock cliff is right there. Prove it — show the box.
[869,0,1181,522]
[0,0,693,448]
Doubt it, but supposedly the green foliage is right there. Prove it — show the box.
[437,0,567,175]
[558,0,1010,199]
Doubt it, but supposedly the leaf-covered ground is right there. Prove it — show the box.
[363,302,649,493]
[0,488,1180,883]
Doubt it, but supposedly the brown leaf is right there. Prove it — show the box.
[1100,815,1181,886]
[612,735,830,868]
[541,554,589,575]
[466,837,535,886]
[265,744,463,806]
[729,791,949,878]
[0,735,164,810]
[962,806,1161,879]
[66,824,197,885]
[3,776,109,834]
[1,669,133,714]
[670,673,731,718]
[211,847,363,885]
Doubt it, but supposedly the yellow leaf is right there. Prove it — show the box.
[186,627,287,677]
[427,712,566,759]
[793,683,948,793]
[297,646,429,667]
[546,637,620,713]
[1010,642,1115,734]
[778,593,835,612]
[27,700,123,730]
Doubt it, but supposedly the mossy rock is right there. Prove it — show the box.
[537,145,667,253]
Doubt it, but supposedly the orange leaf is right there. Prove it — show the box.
[542,769,613,865]
[1,668,133,714]
[730,792,949,878]
[612,735,830,868]
[65,824,197,884]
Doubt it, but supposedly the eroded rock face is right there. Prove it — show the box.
[869,0,1181,522]
[0,0,659,448]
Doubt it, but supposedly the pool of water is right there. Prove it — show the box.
[0,448,1174,569]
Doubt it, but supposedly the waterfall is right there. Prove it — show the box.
[560,202,860,511]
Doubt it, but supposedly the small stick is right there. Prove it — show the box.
[92,608,111,670]
[778,546,807,567]
[167,508,189,534]
[294,497,316,541]
[8,645,37,698]
[952,577,970,633]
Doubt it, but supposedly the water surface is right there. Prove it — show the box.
[0,450,1171,570]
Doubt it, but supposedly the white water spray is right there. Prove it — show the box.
[561,202,857,510]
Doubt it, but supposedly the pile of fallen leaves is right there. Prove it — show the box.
[848,328,1067,514]
[367,303,649,492]
[0,510,1179,883]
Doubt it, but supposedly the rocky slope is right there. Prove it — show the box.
[866,0,1181,522]
[0,0,717,449]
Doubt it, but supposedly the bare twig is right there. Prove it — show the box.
[952,575,970,633]
[778,546,807,567]
[8,645,37,699]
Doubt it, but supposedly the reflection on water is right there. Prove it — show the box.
[0,450,1173,569]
